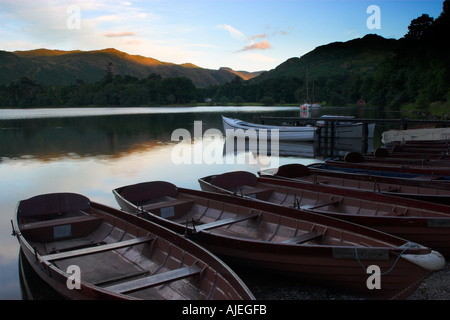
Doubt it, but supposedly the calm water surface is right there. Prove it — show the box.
[0,106,380,299]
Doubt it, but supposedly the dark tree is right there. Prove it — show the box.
[405,14,434,40]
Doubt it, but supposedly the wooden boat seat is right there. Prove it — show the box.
[142,199,195,219]
[104,265,202,294]
[120,181,179,205]
[40,235,154,262]
[193,214,260,233]
[20,214,102,232]
[18,193,91,218]
[210,171,258,189]
[282,231,323,244]
[274,163,311,178]
[20,214,104,243]
[301,200,341,211]
[240,187,273,199]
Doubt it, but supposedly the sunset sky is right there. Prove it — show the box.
[0,0,445,72]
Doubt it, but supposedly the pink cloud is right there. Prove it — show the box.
[241,40,271,51]
[104,31,136,37]
[248,33,267,40]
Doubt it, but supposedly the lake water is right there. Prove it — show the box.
[0,105,384,299]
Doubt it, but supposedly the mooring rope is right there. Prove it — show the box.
[355,245,413,275]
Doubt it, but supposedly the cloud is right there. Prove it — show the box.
[239,40,271,52]
[248,33,267,40]
[104,31,137,37]
[215,24,245,40]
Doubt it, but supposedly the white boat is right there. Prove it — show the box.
[316,115,375,139]
[221,116,316,142]
[382,127,450,143]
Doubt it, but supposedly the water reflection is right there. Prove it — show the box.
[18,250,62,300]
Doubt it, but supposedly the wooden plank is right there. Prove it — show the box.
[301,200,340,211]
[193,214,259,233]
[281,231,322,244]
[142,199,195,212]
[104,265,202,294]
[20,214,102,232]
[40,235,153,262]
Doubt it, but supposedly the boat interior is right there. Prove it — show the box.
[17,193,240,300]
[118,182,402,250]
[205,171,449,219]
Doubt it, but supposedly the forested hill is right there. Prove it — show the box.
[252,34,399,84]
[0,48,259,88]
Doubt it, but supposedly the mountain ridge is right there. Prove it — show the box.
[0,48,260,88]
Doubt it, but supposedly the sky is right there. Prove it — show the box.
[0,0,445,72]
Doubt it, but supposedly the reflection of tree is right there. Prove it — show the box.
[0,112,225,160]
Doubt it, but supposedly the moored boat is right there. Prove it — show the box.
[259,163,450,205]
[199,170,450,256]
[320,158,450,180]
[342,151,450,167]
[222,115,316,142]
[316,116,375,139]
[114,181,444,299]
[382,127,450,144]
[13,192,255,300]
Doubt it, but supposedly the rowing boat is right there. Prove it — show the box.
[199,170,450,256]
[342,151,450,167]
[259,163,450,205]
[222,115,316,141]
[12,192,255,300]
[320,158,450,180]
[114,181,444,299]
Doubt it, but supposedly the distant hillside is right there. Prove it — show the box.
[252,34,399,83]
[219,67,263,80]
[0,48,253,88]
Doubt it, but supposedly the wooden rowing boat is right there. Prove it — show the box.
[342,151,450,167]
[320,158,450,180]
[12,192,255,300]
[259,163,450,205]
[113,181,444,299]
[382,128,450,144]
[325,160,450,180]
[222,115,316,141]
[199,170,450,256]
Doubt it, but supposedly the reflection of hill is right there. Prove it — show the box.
[0,113,199,160]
